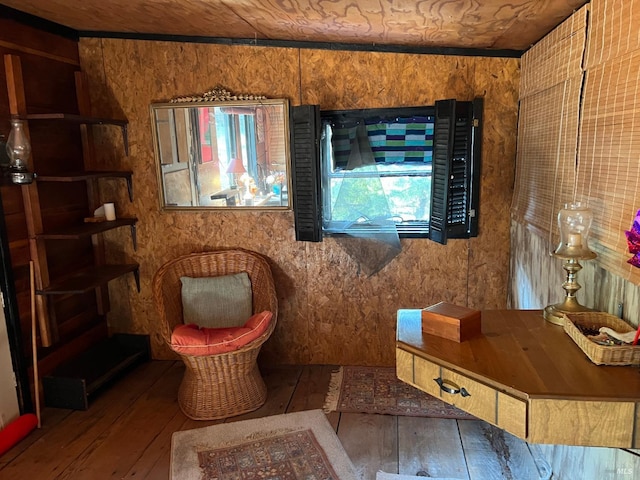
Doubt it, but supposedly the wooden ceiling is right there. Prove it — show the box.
[1,0,588,53]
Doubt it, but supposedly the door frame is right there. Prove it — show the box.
[0,191,32,414]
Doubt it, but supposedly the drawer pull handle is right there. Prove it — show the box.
[434,377,471,397]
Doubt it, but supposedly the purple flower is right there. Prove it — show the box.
[625,209,640,267]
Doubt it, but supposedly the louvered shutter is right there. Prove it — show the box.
[430,99,456,244]
[430,98,482,244]
[290,105,322,242]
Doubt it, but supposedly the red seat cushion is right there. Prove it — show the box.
[170,311,273,356]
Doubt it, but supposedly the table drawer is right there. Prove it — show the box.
[413,356,496,422]
[436,367,496,423]
[399,352,527,438]
[413,356,445,398]
[396,349,416,387]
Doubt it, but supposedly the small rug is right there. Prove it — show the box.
[323,366,475,419]
[170,409,359,480]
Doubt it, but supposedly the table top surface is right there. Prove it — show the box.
[396,309,640,401]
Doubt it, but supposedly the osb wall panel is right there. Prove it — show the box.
[467,57,520,311]
[79,39,519,365]
[300,50,518,364]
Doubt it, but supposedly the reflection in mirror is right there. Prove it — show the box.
[151,99,290,209]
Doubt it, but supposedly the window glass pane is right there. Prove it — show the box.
[380,174,431,222]
[328,167,431,223]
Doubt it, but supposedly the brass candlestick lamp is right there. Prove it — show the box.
[544,202,597,326]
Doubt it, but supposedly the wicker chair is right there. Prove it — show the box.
[153,249,277,420]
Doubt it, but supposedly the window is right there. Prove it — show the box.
[320,107,435,237]
[290,98,483,244]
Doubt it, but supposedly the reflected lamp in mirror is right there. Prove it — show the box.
[150,98,291,210]
[226,157,246,189]
[544,202,597,326]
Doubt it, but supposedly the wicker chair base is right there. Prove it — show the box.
[177,349,267,420]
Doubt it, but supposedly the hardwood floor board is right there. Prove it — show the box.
[287,364,340,429]
[224,364,303,422]
[0,405,72,468]
[338,412,399,480]
[0,360,173,480]
[2,362,571,480]
[120,408,186,480]
[536,444,640,480]
[178,415,225,432]
[458,420,540,480]
[54,362,185,480]
[397,416,469,479]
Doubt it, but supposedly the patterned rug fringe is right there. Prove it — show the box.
[322,366,344,413]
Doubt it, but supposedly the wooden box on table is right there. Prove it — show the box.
[421,302,481,342]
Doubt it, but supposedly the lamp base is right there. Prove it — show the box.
[543,300,593,326]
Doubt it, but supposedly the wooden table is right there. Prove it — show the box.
[396,309,640,447]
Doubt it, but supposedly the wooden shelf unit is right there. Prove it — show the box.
[4,53,146,404]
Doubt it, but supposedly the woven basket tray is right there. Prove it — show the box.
[563,312,640,366]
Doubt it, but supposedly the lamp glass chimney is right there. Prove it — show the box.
[553,202,596,259]
[6,119,34,184]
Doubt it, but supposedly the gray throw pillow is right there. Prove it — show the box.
[180,272,252,328]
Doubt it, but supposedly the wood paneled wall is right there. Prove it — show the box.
[78,39,519,365]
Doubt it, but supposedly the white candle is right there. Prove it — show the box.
[104,203,116,221]
[567,233,582,247]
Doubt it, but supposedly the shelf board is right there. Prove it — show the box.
[23,113,127,126]
[42,333,150,410]
[36,170,132,181]
[38,217,137,239]
[38,217,138,250]
[36,171,134,201]
[37,264,139,295]
[21,113,129,155]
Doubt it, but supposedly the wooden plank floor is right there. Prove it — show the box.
[0,361,543,480]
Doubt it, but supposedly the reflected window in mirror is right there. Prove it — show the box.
[151,99,291,210]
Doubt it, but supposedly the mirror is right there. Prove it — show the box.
[151,99,291,209]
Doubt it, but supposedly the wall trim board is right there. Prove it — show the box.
[0,39,79,66]
[0,5,78,41]
[78,31,524,58]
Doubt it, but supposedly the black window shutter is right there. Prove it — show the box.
[430,98,483,244]
[429,99,456,244]
[290,105,322,242]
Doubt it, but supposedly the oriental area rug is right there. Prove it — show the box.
[323,366,475,419]
[170,409,359,480]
